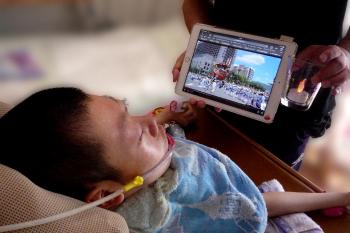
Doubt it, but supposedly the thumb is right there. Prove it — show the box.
[296,45,323,62]
[215,107,222,112]
[172,51,185,82]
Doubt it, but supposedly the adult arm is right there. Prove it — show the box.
[173,0,211,81]
[339,28,350,52]
[182,0,212,32]
[172,1,216,108]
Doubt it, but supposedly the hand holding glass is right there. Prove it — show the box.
[281,59,323,111]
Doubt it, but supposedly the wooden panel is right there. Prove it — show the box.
[186,108,350,233]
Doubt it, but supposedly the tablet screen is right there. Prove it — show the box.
[183,30,286,116]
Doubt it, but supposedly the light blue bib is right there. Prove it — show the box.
[116,138,267,233]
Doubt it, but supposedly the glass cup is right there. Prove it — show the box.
[281,58,323,111]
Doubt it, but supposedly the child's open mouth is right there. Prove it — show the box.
[167,134,175,149]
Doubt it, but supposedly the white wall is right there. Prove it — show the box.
[78,0,182,26]
[0,0,183,34]
[0,4,79,33]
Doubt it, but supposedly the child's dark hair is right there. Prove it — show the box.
[0,87,120,200]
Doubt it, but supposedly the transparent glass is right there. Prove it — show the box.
[281,58,323,111]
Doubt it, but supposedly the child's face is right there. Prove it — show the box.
[87,95,171,184]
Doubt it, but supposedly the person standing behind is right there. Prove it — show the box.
[172,0,350,168]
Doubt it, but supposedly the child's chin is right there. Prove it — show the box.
[144,154,172,185]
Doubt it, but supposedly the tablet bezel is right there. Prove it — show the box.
[175,23,298,123]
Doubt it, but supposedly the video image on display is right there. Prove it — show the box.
[184,40,282,115]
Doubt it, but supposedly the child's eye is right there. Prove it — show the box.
[121,98,128,106]
[121,98,129,112]
[139,129,143,144]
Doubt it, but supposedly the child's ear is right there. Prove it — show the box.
[85,180,125,209]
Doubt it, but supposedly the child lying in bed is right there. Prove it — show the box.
[0,87,349,233]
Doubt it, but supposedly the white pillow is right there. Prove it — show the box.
[0,164,129,233]
[0,101,10,118]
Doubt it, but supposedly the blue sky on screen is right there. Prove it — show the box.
[233,50,281,85]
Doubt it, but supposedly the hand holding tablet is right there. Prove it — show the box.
[175,24,298,123]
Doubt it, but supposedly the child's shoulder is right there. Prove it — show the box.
[173,137,229,167]
[174,137,222,158]
[173,137,198,158]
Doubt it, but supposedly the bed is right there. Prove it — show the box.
[1,103,349,232]
[186,108,350,233]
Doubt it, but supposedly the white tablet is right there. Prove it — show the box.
[175,24,298,123]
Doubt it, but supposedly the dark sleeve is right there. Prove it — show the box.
[206,0,216,22]
[273,87,335,139]
[300,88,335,138]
